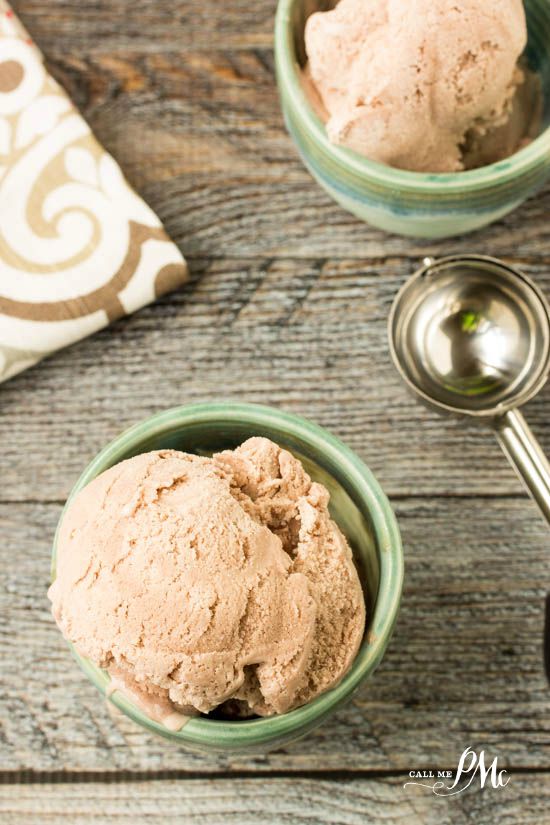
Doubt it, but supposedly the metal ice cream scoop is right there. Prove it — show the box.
[388,254,550,523]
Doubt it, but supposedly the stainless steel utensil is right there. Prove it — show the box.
[389,254,550,523]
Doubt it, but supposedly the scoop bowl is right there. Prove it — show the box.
[388,255,550,418]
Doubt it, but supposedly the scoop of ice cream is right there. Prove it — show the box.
[304,0,529,172]
[49,439,365,718]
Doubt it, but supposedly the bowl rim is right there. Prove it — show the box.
[52,402,404,748]
[274,0,550,194]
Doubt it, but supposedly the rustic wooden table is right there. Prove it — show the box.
[2,1,550,822]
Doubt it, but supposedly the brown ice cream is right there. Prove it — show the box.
[49,438,366,721]
[303,0,540,172]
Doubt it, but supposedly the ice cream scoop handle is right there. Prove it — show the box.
[494,409,550,526]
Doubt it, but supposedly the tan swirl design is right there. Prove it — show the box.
[0,1,188,382]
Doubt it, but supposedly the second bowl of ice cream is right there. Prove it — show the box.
[49,402,403,754]
[275,0,550,238]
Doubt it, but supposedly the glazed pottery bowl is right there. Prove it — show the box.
[274,0,550,239]
[51,402,403,754]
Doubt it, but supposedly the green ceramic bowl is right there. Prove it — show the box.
[275,0,550,239]
[51,402,403,754]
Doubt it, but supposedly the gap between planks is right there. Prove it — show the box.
[180,254,550,265]
[0,492,534,506]
[2,766,550,785]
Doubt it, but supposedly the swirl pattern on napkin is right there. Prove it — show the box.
[0,2,188,382]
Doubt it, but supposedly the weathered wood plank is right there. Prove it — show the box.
[4,258,550,502]
[13,0,277,51]
[5,0,550,805]
[0,775,548,825]
[2,497,550,772]
[10,4,550,260]
[53,49,550,261]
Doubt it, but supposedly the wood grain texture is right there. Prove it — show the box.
[3,497,550,773]
[4,0,550,815]
[1,775,549,825]
[14,0,277,52]
[4,258,550,502]
[10,2,550,262]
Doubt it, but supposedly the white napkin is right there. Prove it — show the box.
[0,1,188,382]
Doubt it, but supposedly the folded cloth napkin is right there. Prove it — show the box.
[0,1,188,382]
